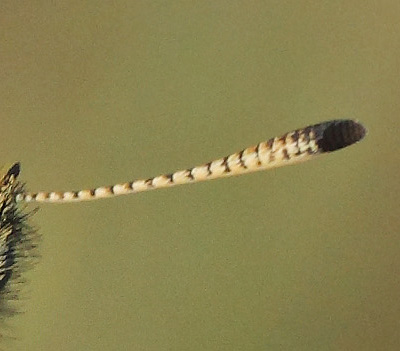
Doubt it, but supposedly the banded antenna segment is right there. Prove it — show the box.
[15,119,366,204]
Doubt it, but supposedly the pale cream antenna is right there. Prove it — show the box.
[14,119,366,204]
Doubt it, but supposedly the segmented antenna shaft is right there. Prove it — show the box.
[15,119,366,204]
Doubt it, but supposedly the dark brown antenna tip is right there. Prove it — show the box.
[315,119,367,153]
[7,162,21,178]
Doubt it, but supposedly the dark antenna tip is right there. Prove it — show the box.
[316,119,367,153]
[8,162,21,178]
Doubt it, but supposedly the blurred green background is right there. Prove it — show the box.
[1,1,399,350]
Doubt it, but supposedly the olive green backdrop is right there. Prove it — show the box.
[0,1,399,350]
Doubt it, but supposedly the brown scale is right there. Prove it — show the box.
[0,163,38,316]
